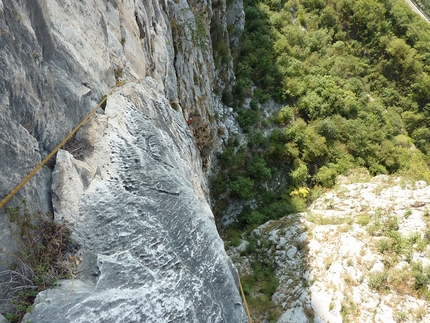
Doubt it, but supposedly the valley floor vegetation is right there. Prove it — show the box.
[212,0,430,321]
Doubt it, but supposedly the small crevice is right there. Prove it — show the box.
[134,11,146,39]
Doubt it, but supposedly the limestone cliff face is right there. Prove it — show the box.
[0,0,246,321]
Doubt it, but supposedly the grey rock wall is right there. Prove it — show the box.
[24,81,246,322]
[0,0,246,321]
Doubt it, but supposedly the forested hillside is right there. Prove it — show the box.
[214,0,430,229]
[212,1,430,320]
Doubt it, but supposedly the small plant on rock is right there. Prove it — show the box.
[368,270,389,292]
[394,311,407,322]
[404,208,412,219]
[356,214,370,226]
[0,199,74,322]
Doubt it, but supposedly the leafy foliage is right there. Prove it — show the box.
[230,176,255,200]
[224,0,430,197]
[247,156,272,181]
[213,2,430,315]
[0,200,74,322]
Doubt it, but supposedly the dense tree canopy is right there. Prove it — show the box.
[214,0,430,232]
[236,0,430,179]
[214,2,430,319]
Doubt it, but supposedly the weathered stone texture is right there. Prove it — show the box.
[24,82,246,322]
[0,0,246,321]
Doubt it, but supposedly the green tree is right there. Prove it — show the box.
[230,176,255,200]
[276,106,294,125]
[402,111,425,134]
[237,108,261,132]
[317,118,338,141]
[290,162,309,187]
[247,156,272,181]
[302,126,327,163]
[412,127,430,154]
[314,165,338,187]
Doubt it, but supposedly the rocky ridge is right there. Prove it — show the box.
[0,0,247,322]
[23,81,246,323]
[230,171,430,323]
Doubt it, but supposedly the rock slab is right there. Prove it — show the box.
[24,81,246,323]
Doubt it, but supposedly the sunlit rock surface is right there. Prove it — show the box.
[24,81,246,322]
[230,173,430,323]
[0,0,246,321]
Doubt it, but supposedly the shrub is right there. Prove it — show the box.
[384,216,399,232]
[240,274,256,296]
[219,146,246,169]
[248,130,269,150]
[222,91,233,105]
[290,163,309,187]
[368,271,388,292]
[287,195,307,212]
[313,166,338,187]
[260,201,291,220]
[223,228,242,248]
[245,210,266,226]
[210,173,227,199]
[230,176,254,200]
[394,312,407,322]
[412,127,430,154]
[237,108,261,132]
[290,187,309,198]
[317,118,339,141]
[260,273,278,295]
[1,200,73,322]
[341,295,358,322]
[250,99,259,110]
[237,206,266,228]
[411,261,430,295]
[240,241,280,320]
[376,238,391,254]
[243,236,259,255]
[356,214,370,226]
[247,156,272,181]
[276,106,294,125]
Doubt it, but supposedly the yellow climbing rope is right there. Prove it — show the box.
[0,76,151,209]
[1,78,254,323]
[238,272,253,323]
[0,82,122,209]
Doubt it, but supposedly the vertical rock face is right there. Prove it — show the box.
[0,0,246,321]
[25,81,246,322]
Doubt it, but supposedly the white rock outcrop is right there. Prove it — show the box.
[232,173,430,323]
[304,174,430,323]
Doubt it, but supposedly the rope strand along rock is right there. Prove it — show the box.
[0,84,119,209]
